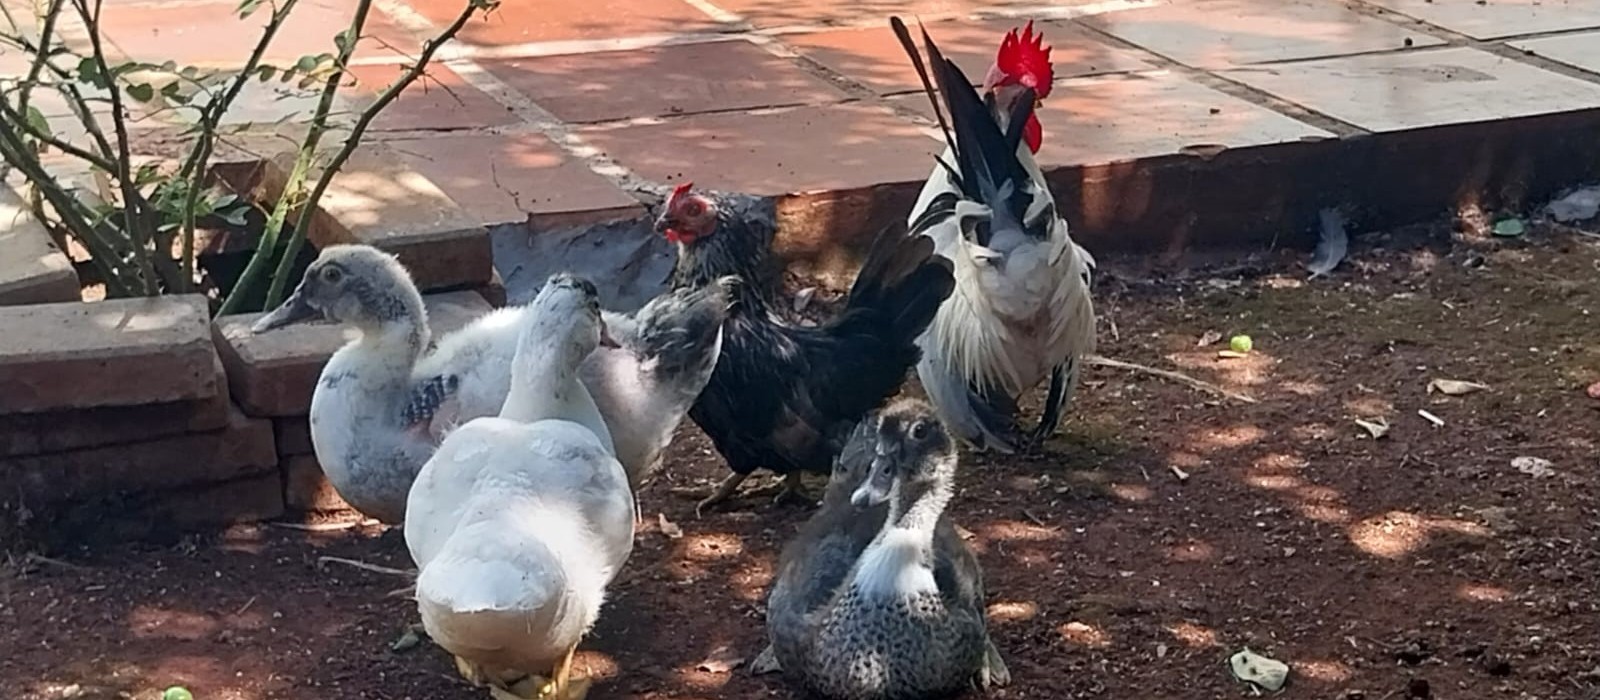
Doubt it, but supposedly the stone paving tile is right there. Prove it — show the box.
[313,141,494,289]
[784,17,1151,95]
[891,70,1332,167]
[0,294,217,415]
[0,186,79,307]
[713,0,1094,30]
[580,102,940,195]
[1220,47,1600,133]
[386,131,643,225]
[1509,31,1600,75]
[1361,0,1600,40]
[408,0,723,46]
[98,0,421,68]
[481,39,847,123]
[343,63,519,132]
[1079,0,1443,69]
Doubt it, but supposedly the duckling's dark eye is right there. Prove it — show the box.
[910,421,930,441]
[321,266,344,284]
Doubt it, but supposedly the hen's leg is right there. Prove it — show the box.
[695,472,750,517]
[770,472,811,506]
[1026,363,1071,451]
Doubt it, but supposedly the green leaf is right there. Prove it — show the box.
[125,82,155,103]
[160,60,178,73]
[75,57,106,88]
[237,0,264,18]
[333,29,354,53]
[23,105,50,137]
[180,65,201,80]
[220,207,248,226]
[212,193,240,208]
[157,221,180,232]
[294,54,320,73]
[255,65,277,82]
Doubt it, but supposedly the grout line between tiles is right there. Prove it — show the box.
[1342,0,1600,86]
[371,0,668,198]
[1066,18,1368,139]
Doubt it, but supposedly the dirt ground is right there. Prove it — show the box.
[4,220,1598,700]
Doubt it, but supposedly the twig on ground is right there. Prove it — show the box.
[25,552,92,571]
[317,556,413,577]
[1086,354,1259,404]
[268,520,364,532]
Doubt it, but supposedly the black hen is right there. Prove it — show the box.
[655,184,956,514]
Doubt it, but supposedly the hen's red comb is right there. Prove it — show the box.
[669,181,694,205]
[996,20,1053,99]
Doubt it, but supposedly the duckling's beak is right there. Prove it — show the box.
[850,440,898,508]
[598,320,621,349]
[251,285,319,333]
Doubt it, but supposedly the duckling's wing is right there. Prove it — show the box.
[932,517,985,612]
[415,306,526,420]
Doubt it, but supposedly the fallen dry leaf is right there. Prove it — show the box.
[657,513,683,539]
[1428,378,1489,396]
[1217,350,1249,359]
[1197,330,1223,347]
[1354,417,1390,439]
[696,646,745,674]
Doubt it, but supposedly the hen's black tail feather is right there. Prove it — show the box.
[841,223,955,348]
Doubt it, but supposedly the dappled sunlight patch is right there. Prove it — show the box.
[1185,424,1267,452]
[1252,452,1308,472]
[1298,502,1353,524]
[1345,396,1394,416]
[979,520,1064,543]
[1295,659,1353,683]
[1244,473,1302,491]
[1290,423,1336,441]
[1348,511,1490,559]
[1168,350,1274,387]
[1109,483,1153,502]
[1058,621,1112,649]
[988,601,1040,623]
[680,532,745,561]
[1277,379,1327,397]
[1294,484,1343,503]
[1168,450,1206,469]
[1349,511,1427,558]
[1167,621,1220,648]
[728,560,774,602]
[1458,582,1511,603]
[128,606,218,641]
[1164,539,1216,563]
[572,650,621,681]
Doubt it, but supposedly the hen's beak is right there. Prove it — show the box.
[251,284,319,333]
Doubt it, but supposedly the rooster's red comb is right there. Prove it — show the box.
[996,20,1053,99]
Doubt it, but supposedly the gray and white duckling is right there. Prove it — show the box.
[763,398,1009,700]
[251,244,728,523]
[405,274,633,700]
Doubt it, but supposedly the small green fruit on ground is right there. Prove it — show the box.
[163,687,194,700]
[1230,335,1253,354]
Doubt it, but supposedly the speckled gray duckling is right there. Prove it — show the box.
[763,398,1010,700]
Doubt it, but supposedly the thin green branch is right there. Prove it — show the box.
[0,95,117,171]
[17,0,67,116]
[72,0,161,294]
[261,0,500,308]
[176,0,302,292]
[0,122,134,297]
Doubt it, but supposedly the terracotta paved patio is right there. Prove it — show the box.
[7,0,1600,292]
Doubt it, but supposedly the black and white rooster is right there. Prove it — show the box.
[655,185,955,514]
[895,18,1097,454]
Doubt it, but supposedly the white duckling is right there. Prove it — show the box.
[251,245,728,523]
[405,273,633,700]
